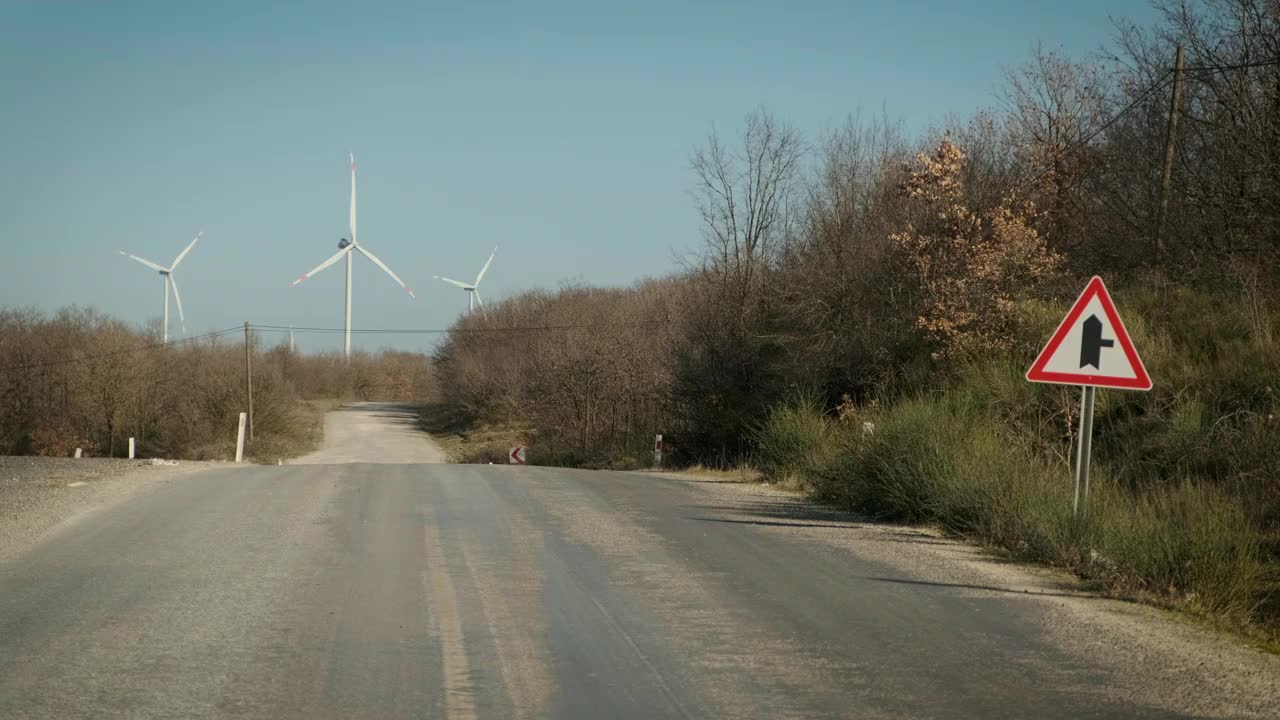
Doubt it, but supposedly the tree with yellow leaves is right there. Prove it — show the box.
[892,138,1060,360]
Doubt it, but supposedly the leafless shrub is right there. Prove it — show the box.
[0,310,435,459]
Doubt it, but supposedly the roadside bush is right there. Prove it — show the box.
[0,307,435,461]
[1089,478,1268,619]
[433,280,681,466]
[424,0,1280,640]
[817,397,1072,553]
[27,426,92,458]
[941,285,1280,536]
[752,392,837,490]
[761,394,1273,631]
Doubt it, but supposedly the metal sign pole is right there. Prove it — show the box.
[1028,277,1152,519]
[1073,385,1096,518]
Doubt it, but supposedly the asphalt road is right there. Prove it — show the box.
[1,407,1275,719]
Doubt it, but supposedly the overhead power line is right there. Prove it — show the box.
[2,326,243,373]
[1184,58,1280,82]
[1012,68,1175,197]
[1012,55,1280,197]
[249,320,667,335]
[1181,57,1280,73]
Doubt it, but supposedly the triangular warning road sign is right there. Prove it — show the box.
[1026,276,1152,390]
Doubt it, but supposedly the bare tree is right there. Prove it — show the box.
[1002,45,1111,251]
[1098,0,1280,276]
[690,108,805,324]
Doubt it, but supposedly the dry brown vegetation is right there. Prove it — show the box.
[434,0,1280,638]
[434,281,681,467]
[0,309,434,461]
[439,0,1280,471]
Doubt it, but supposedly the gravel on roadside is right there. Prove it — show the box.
[0,455,226,563]
[664,476,1280,718]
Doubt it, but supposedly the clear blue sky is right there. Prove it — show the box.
[0,0,1156,353]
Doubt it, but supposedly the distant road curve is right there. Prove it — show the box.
[290,401,446,464]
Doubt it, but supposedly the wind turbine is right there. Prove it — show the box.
[289,153,415,359]
[119,231,202,344]
[435,247,497,316]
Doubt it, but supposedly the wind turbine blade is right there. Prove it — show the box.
[349,153,357,245]
[119,251,167,273]
[356,245,415,299]
[170,231,201,269]
[169,274,186,335]
[433,275,473,290]
[473,289,484,309]
[291,246,351,286]
[474,246,498,285]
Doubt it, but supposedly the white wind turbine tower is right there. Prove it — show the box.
[289,153,415,359]
[119,231,202,344]
[435,247,497,317]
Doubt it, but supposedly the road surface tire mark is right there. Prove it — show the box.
[582,580,695,720]
[423,521,479,720]
[451,487,553,720]
[522,471,864,720]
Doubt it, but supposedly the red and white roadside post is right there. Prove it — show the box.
[1026,277,1153,518]
[653,434,664,468]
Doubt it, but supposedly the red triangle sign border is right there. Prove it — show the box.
[1025,276,1153,391]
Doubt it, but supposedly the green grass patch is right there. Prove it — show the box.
[665,463,764,483]
[752,392,840,491]
[757,393,1277,644]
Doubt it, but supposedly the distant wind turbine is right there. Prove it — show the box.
[289,153,415,359]
[435,247,497,317]
[119,231,202,344]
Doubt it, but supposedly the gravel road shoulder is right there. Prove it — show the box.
[0,456,233,564]
[631,469,1280,718]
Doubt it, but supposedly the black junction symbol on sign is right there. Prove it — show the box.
[1079,315,1113,370]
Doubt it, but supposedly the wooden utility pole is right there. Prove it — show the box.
[1155,46,1186,258]
[244,321,254,442]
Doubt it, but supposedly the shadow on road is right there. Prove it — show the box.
[688,499,871,527]
[337,403,426,429]
[683,516,864,530]
[855,575,1093,600]
[682,496,1099,601]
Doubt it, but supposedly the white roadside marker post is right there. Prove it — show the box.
[653,434,663,468]
[128,437,136,460]
[235,412,247,463]
[74,448,82,458]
